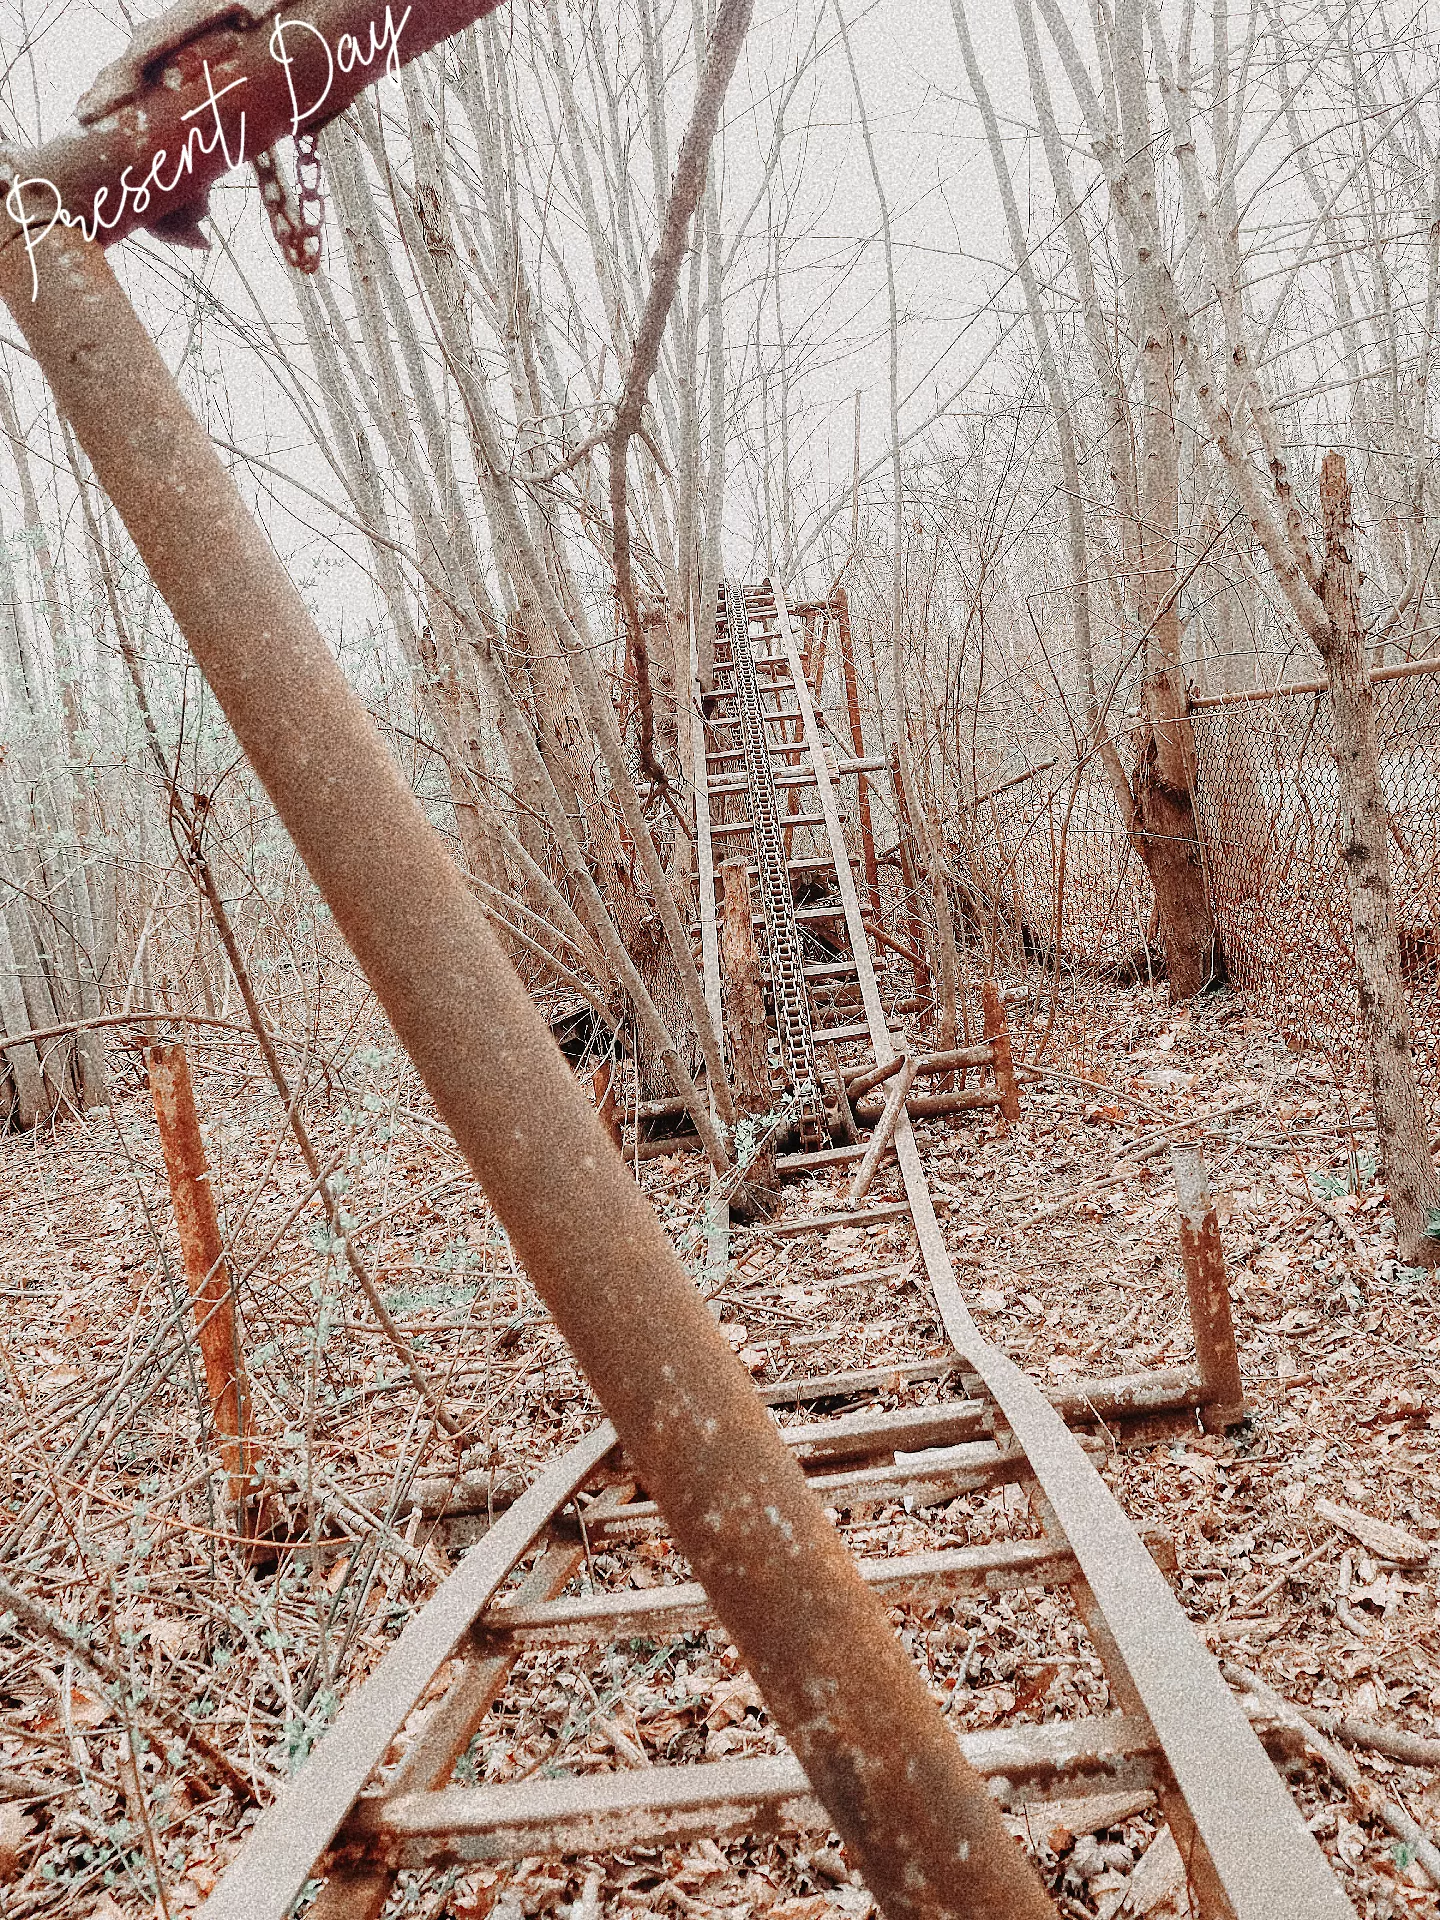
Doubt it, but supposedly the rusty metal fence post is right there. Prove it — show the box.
[590,1061,623,1154]
[981,978,1021,1122]
[148,1042,258,1516]
[0,215,1053,1920]
[1171,1145,1247,1433]
[834,587,881,920]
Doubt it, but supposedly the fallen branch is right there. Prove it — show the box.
[1226,1662,1440,1887]
[1302,1707,1440,1772]
[0,1009,309,1055]
[846,1054,917,1207]
[0,1574,267,1806]
[1016,1094,1266,1229]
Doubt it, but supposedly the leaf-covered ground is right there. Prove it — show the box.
[2,980,1438,1918]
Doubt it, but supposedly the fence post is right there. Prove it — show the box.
[1171,1145,1246,1432]
[590,1060,623,1154]
[981,979,1021,1122]
[148,1042,259,1519]
[834,587,881,921]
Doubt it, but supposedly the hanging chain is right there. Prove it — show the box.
[252,130,325,275]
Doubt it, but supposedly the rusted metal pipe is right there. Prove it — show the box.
[2,0,507,271]
[147,1041,257,1514]
[982,979,1021,1122]
[835,588,881,919]
[2,217,1053,1920]
[1171,1146,1247,1433]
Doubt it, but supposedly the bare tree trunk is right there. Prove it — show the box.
[1318,453,1439,1267]
[1112,0,1218,998]
[834,0,960,1049]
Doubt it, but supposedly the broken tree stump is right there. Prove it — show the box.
[720,861,779,1219]
[148,1041,259,1521]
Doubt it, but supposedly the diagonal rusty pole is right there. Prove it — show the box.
[0,107,1052,1920]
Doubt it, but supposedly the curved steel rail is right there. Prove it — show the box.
[196,581,1354,1920]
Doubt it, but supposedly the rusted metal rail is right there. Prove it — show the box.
[185,580,1357,1916]
[0,9,1360,1895]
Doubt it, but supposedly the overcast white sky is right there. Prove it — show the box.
[0,0,1055,604]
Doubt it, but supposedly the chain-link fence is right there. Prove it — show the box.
[1190,661,1440,1076]
[961,765,1155,974]
[955,660,1440,1074]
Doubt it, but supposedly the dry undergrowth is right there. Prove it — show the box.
[1,978,1438,1918]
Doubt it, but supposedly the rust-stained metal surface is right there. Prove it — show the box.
[982,977,1022,1122]
[201,1428,620,1920]
[834,586,881,918]
[147,1040,256,1511]
[1171,1144,1248,1432]
[2,222,1056,1920]
[767,580,1356,1918]
[215,1353,1204,1910]
[0,0,508,271]
[347,1719,1173,1866]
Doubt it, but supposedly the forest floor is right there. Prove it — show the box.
[2,976,1439,1919]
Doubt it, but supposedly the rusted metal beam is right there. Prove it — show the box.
[2,220,1054,1920]
[834,587,881,918]
[2,0,506,278]
[982,978,1022,1122]
[309,1477,638,1920]
[766,586,1354,1920]
[755,1199,912,1238]
[343,1716,1176,1867]
[590,1061,623,1154]
[147,1041,257,1516]
[1171,1146,1247,1432]
[482,1538,1090,1652]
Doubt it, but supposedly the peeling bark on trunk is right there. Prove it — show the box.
[1318,453,1440,1267]
[1110,0,1219,1000]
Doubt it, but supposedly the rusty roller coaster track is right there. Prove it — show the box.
[0,2,1359,1908]
[198,583,1354,1920]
